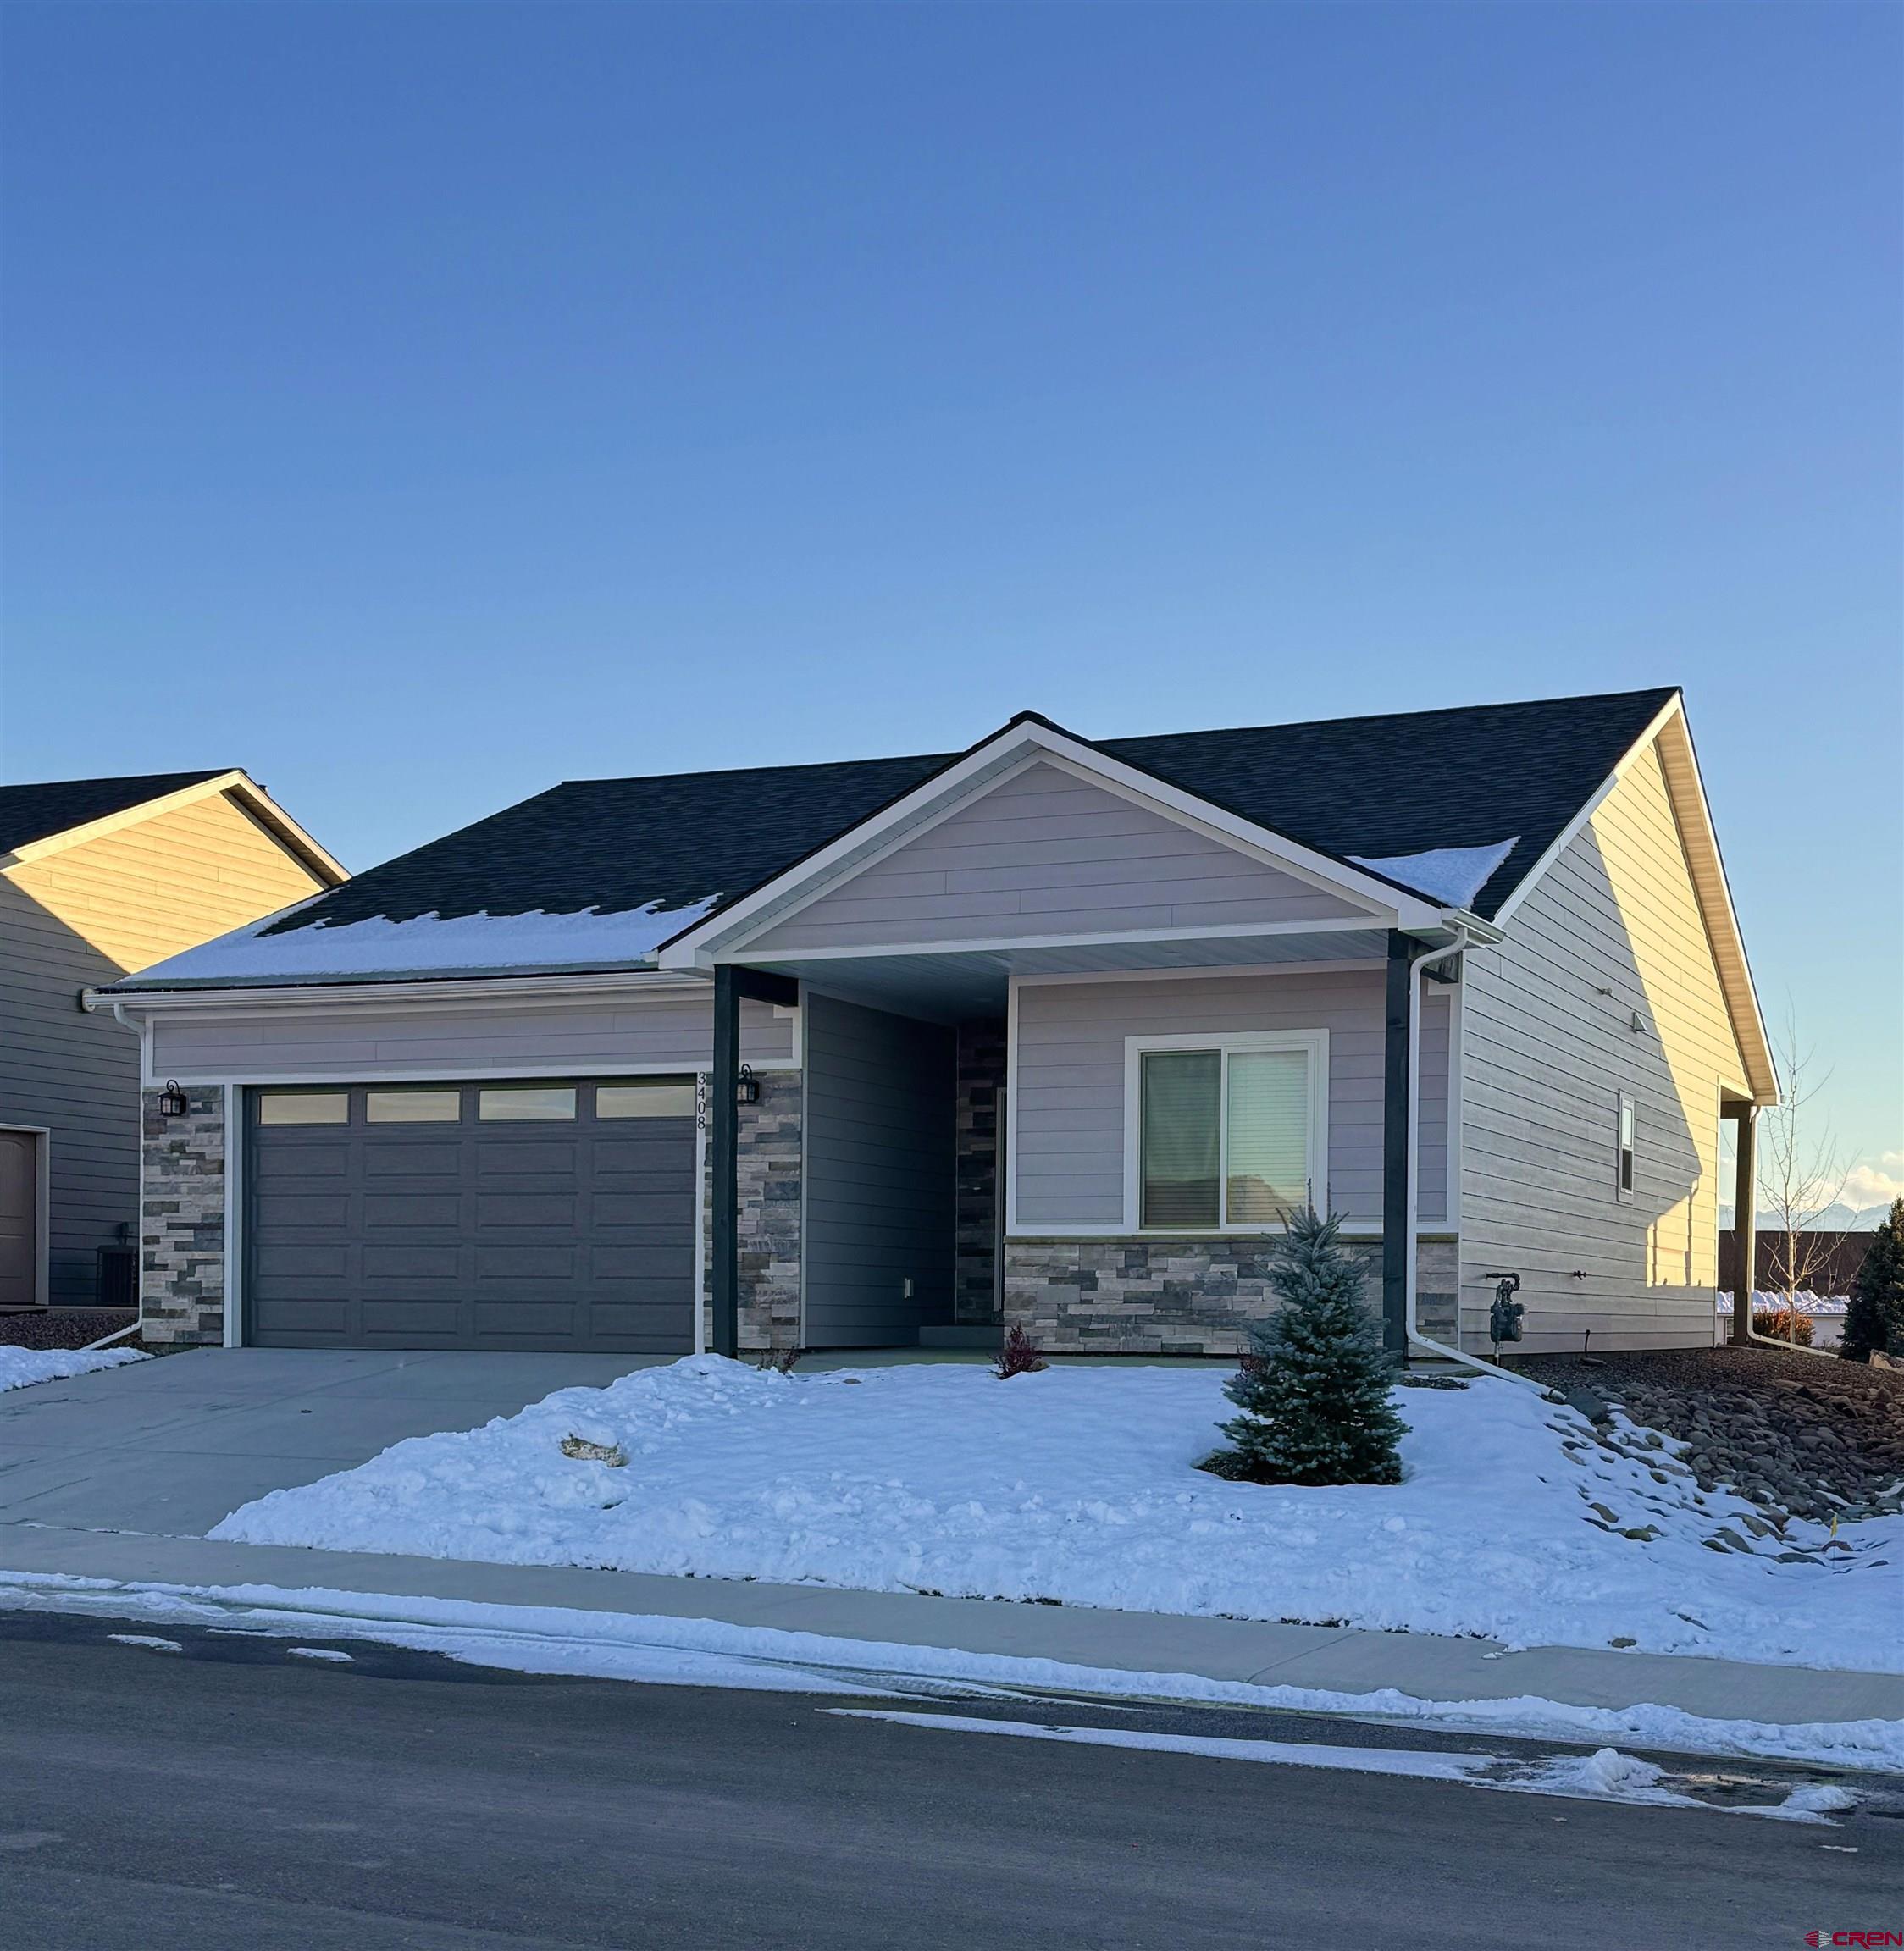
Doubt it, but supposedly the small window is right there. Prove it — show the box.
[478,1085,576,1122]
[257,1091,348,1126]
[366,1089,462,1125]
[596,1081,696,1119]
[1616,1092,1636,1201]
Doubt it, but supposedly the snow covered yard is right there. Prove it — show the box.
[0,1346,146,1394]
[210,1357,1903,1673]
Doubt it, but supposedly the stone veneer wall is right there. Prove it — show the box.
[953,1019,1007,1326]
[140,1084,226,1346]
[701,1068,804,1353]
[1003,1235,1460,1356]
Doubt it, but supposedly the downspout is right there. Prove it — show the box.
[1403,927,1546,1393]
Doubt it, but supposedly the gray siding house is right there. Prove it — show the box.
[92,690,1776,1361]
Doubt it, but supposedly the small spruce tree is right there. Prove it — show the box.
[1202,1207,1409,1485]
[1840,1197,1904,1363]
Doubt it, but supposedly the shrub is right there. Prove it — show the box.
[752,1346,801,1373]
[1752,1308,1813,1347]
[1842,1198,1904,1363]
[1200,1207,1408,1486]
[994,1324,1048,1379]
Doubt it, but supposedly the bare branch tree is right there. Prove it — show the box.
[1756,1009,1849,1344]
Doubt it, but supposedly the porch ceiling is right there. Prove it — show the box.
[748,927,1394,1022]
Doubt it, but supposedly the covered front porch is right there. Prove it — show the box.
[705,920,1466,1360]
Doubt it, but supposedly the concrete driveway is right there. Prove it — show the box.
[0,1348,657,1539]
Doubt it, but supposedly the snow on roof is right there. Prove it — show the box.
[126,898,721,986]
[1348,837,1519,909]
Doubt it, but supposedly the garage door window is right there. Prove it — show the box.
[257,1091,348,1125]
[478,1085,577,1121]
[366,1089,462,1124]
[597,1081,695,1118]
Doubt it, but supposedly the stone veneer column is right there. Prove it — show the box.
[954,1019,1007,1326]
[702,1069,802,1353]
[141,1084,226,1347]
[1001,1236,1461,1357]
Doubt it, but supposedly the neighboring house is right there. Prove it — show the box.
[1,771,345,1311]
[92,688,1776,1360]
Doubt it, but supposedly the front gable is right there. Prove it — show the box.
[661,716,1441,968]
[737,759,1375,955]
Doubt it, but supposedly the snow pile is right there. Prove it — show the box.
[0,1346,146,1393]
[1348,837,1519,909]
[128,898,721,984]
[1714,1291,1849,1316]
[211,1358,1903,1672]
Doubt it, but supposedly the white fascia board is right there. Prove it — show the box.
[1653,707,1778,1105]
[1489,694,1684,928]
[87,969,711,1020]
[1484,691,1775,1106]
[658,719,1442,967]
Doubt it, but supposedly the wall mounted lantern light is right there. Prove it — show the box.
[735,1064,761,1105]
[156,1079,190,1119]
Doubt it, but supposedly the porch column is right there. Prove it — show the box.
[1729,1103,1757,1347]
[710,964,801,1360]
[1381,931,1414,1360]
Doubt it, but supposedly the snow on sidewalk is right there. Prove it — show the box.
[209,1357,1903,1675]
[0,1346,146,1394]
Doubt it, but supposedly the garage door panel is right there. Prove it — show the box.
[363,1192,463,1229]
[475,1192,579,1229]
[362,1243,464,1279]
[364,1142,462,1178]
[254,1191,352,1230]
[248,1081,698,1352]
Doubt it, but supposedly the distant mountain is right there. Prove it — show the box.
[1718,1204,1886,1232]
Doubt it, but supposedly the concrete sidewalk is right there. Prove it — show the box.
[3,1517,1899,1727]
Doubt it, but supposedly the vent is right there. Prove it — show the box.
[96,1245,136,1312]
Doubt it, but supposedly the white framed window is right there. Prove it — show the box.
[1615,1091,1636,1202]
[1123,1031,1328,1231]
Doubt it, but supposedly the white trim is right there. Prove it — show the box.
[1005,974,1021,1236]
[1010,958,1384,990]
[92,970,711,1017]
[1000,1224,1454,1242]
[222,1083,242,1347]
[1446,972,1464,1236]
[1616,1090,1636,1204]
[1120,1028,1330,1234]
[658,717,1445,966]
[713,916,1389,966]
[693,1074,709,1358]
[142,1055,800,1089]
[1489,694,1681,928]
[0,1124,52,1311]
[1484,693,1774,1106]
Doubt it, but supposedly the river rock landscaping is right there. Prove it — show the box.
[1518,1345,1904,1524]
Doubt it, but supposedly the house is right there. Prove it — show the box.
[1,771,345,1313]
[89,688,1776,1360]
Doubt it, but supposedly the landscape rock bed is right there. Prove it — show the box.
[0,1308,136,1352]
[1518,1346,1904,1524]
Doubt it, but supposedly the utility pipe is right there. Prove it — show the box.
[1403,927,1547,1393]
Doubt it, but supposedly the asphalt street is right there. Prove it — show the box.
[0,1606,1896,1950]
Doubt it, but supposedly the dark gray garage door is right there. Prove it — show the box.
[246,1079,698,1351]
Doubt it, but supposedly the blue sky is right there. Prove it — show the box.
[3,3,1898,1194]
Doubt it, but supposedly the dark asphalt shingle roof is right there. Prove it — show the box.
[242,686,1674,945]
[0,770,230,855]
